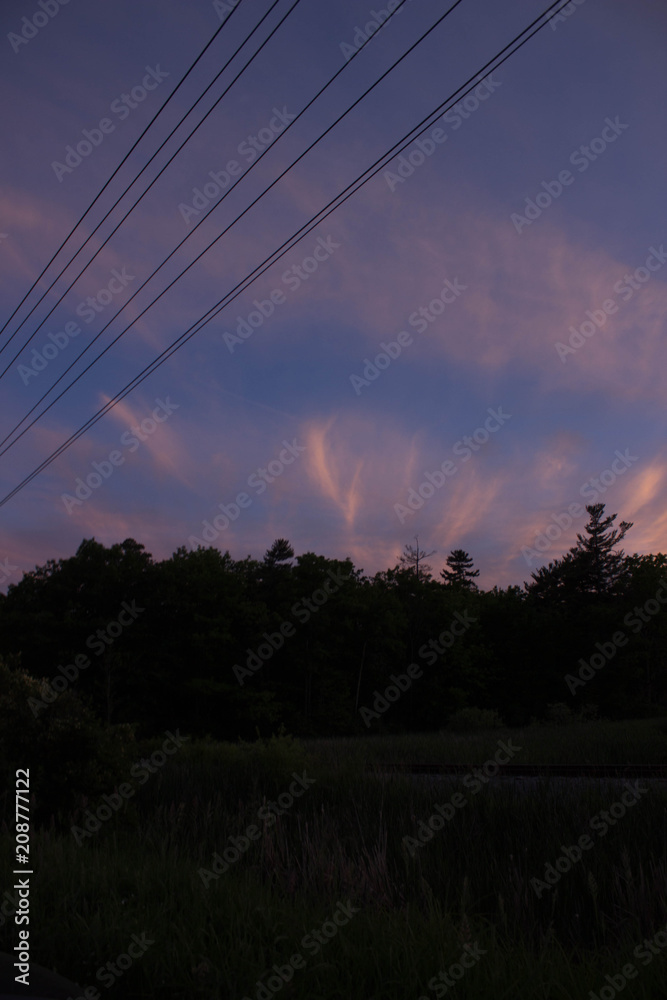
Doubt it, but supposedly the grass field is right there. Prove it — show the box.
[2,717,667,998]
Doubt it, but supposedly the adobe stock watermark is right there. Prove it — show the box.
[350,277,468,395]
[18,266,135,386]
[197,770,317,887]
[340,0,415,61]
[8,0,71,55]
[520,449,638,565]
[188,439,306,547]
[394,407,511,524]
[359,610,476,726]
[550,0,587,31]
[28,599,144,717]
[417,943,487,999]
[555,245,667,362]
[403,738,522,856]
[510,116,629,234]
[179,106,295,225]
[565,579,667,695]
[239,900,358,1000]
[61,932,154,997]
[384,74,502,193]
[0,557,19,587]
[213,0,240,21]
[18,321,80,385]
[61,397,179,514]
[530,781,649,898]
[588,920,667,1000]
[233,568,349,685]
[222,234,341,352]
[71,730,188,846]
[51,66,169,182]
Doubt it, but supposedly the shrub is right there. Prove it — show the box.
[0,655,136,826]
[545,702,574,725]
[576,702,600,722]
[447,707,504,731]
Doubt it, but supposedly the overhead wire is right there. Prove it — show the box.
[0,0,247,354]
[0,0,572,509]
[0,0,459,454]
[0,0,295,372]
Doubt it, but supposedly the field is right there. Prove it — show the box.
[2,717,667,999]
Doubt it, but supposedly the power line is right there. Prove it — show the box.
[0,0,571,509]
[0,0,458,455]
[0,0,246,356]
[1,0,415,444]
[0,0,288,374]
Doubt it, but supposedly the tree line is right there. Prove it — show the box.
[1,503,665,739]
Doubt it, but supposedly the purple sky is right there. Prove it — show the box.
[0,0,665,591]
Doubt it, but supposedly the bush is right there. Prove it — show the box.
[545,702,575,725]
[576,702,600,722]
[446,707,504,731]
[0,655,137,826]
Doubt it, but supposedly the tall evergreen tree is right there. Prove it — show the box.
[525,504,632,601]
[441,549,480,589]
[263,539,294,566]
[574,504,632,595]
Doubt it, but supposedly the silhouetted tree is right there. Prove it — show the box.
[441,549,480,590]
[2,511,666,742]
[525,504,632,602]
[398,536,436,582]
[264,539,294,567]
[524,550,584,606]
[574,503,632,595]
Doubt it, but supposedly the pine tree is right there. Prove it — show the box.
[441,549,480,589]
[263,539,294,567]
[525,504,632,600]
[574,503,632,595]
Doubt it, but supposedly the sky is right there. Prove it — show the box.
[0,0,665,591]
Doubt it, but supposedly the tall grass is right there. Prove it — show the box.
[1,719,666,998]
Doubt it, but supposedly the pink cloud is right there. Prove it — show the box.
[272,181,667,404]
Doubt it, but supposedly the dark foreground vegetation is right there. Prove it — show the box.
[1,503,667,997]
[1,723,667,999]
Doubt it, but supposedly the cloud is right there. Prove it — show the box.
[303,415,366,529]
[302,186,667,406]
[619,454,667,556]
